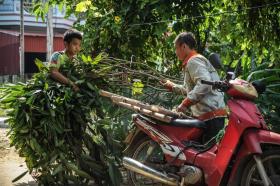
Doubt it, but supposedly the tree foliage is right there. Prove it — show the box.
[46,0,279,126]
[34,0,280,71]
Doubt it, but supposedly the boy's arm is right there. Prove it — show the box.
[49,52,79,91]
[49,67,71,85]
[50,67,79,92]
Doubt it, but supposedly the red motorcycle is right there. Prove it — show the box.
[123,75,280,186]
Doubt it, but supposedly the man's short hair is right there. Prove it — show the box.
[63,29,83,43]
[174,32,197,49]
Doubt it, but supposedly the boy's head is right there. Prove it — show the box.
[174,32,196,61]
[63,29,83,56]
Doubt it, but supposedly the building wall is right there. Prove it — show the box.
[25,35,64,53]
[0,0,76,33]
[0,0,14,12]
[0,32,19,75]
[0,31,65,75]
[0,0,74,75]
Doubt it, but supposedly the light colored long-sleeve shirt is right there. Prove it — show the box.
[172,54,225,117]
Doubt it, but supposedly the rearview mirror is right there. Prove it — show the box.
[226,72,235,81]
[209,53,223,70]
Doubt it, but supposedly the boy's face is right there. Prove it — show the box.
[65,38,82,56]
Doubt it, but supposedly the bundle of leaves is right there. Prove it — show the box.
[1,55,122,185]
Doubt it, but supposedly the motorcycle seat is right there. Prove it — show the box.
[170,119,206,128]
[136,114,206,128]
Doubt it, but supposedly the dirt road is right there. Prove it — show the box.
[0,128,37,186]
[0,124,130,186]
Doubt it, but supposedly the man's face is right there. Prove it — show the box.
[65,38,81,56]
[175,42,188,61]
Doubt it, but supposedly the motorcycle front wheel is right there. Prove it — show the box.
[241,149,280,186]
[125,136,167,186]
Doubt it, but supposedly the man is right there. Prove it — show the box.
[49,29,82,92]
[162,32,226,142]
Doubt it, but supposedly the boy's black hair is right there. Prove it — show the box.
[63,29,83,43]
[174,32,197,49]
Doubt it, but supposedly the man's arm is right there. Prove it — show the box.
[172,83,188,95]
[177,58,212,112]
[161,80,187,95]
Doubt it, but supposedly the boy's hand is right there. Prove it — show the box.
[72,84,80,92]
[160,79,174,91]
[68,80,80,92]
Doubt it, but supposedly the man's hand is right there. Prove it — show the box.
[176,98,194,113]
[160,79,174,91]
[177,103,188,113]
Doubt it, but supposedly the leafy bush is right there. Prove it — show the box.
[1,56,122,185]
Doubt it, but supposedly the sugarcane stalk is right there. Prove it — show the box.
[114,101,172,123]
[111,96,178,117]
[100,90,179,118]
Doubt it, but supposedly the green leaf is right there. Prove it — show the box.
[30,138,43,153]
[247,69,280,81]
[75,0,92,12]
[132,80,144,95]
[86,82,96,91]
[81,54,88,63]
[49,154,58,164]
[50,110,56,117]
[65,162,93,179]
[91,53,105,65]
[43,2,49,15]
[20,128,29,134]
[12,171,28,183]
[52,164,63,176]
[80,154,105,170]
[109,162,121,186]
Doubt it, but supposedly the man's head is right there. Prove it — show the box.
[174,32,197,61]
[63,29,83,56]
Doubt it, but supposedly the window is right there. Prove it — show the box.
[15,0,33,12]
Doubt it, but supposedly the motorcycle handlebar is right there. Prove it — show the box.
[201,80,229,91]
[200,80,215,85]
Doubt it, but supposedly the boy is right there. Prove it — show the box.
[49,29,83,92]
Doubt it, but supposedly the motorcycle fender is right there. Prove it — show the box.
[243,129,263,154]
[240,129,280,156]
[258,130,280,145]
[227,129,280,186]
[123,127,146,154]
